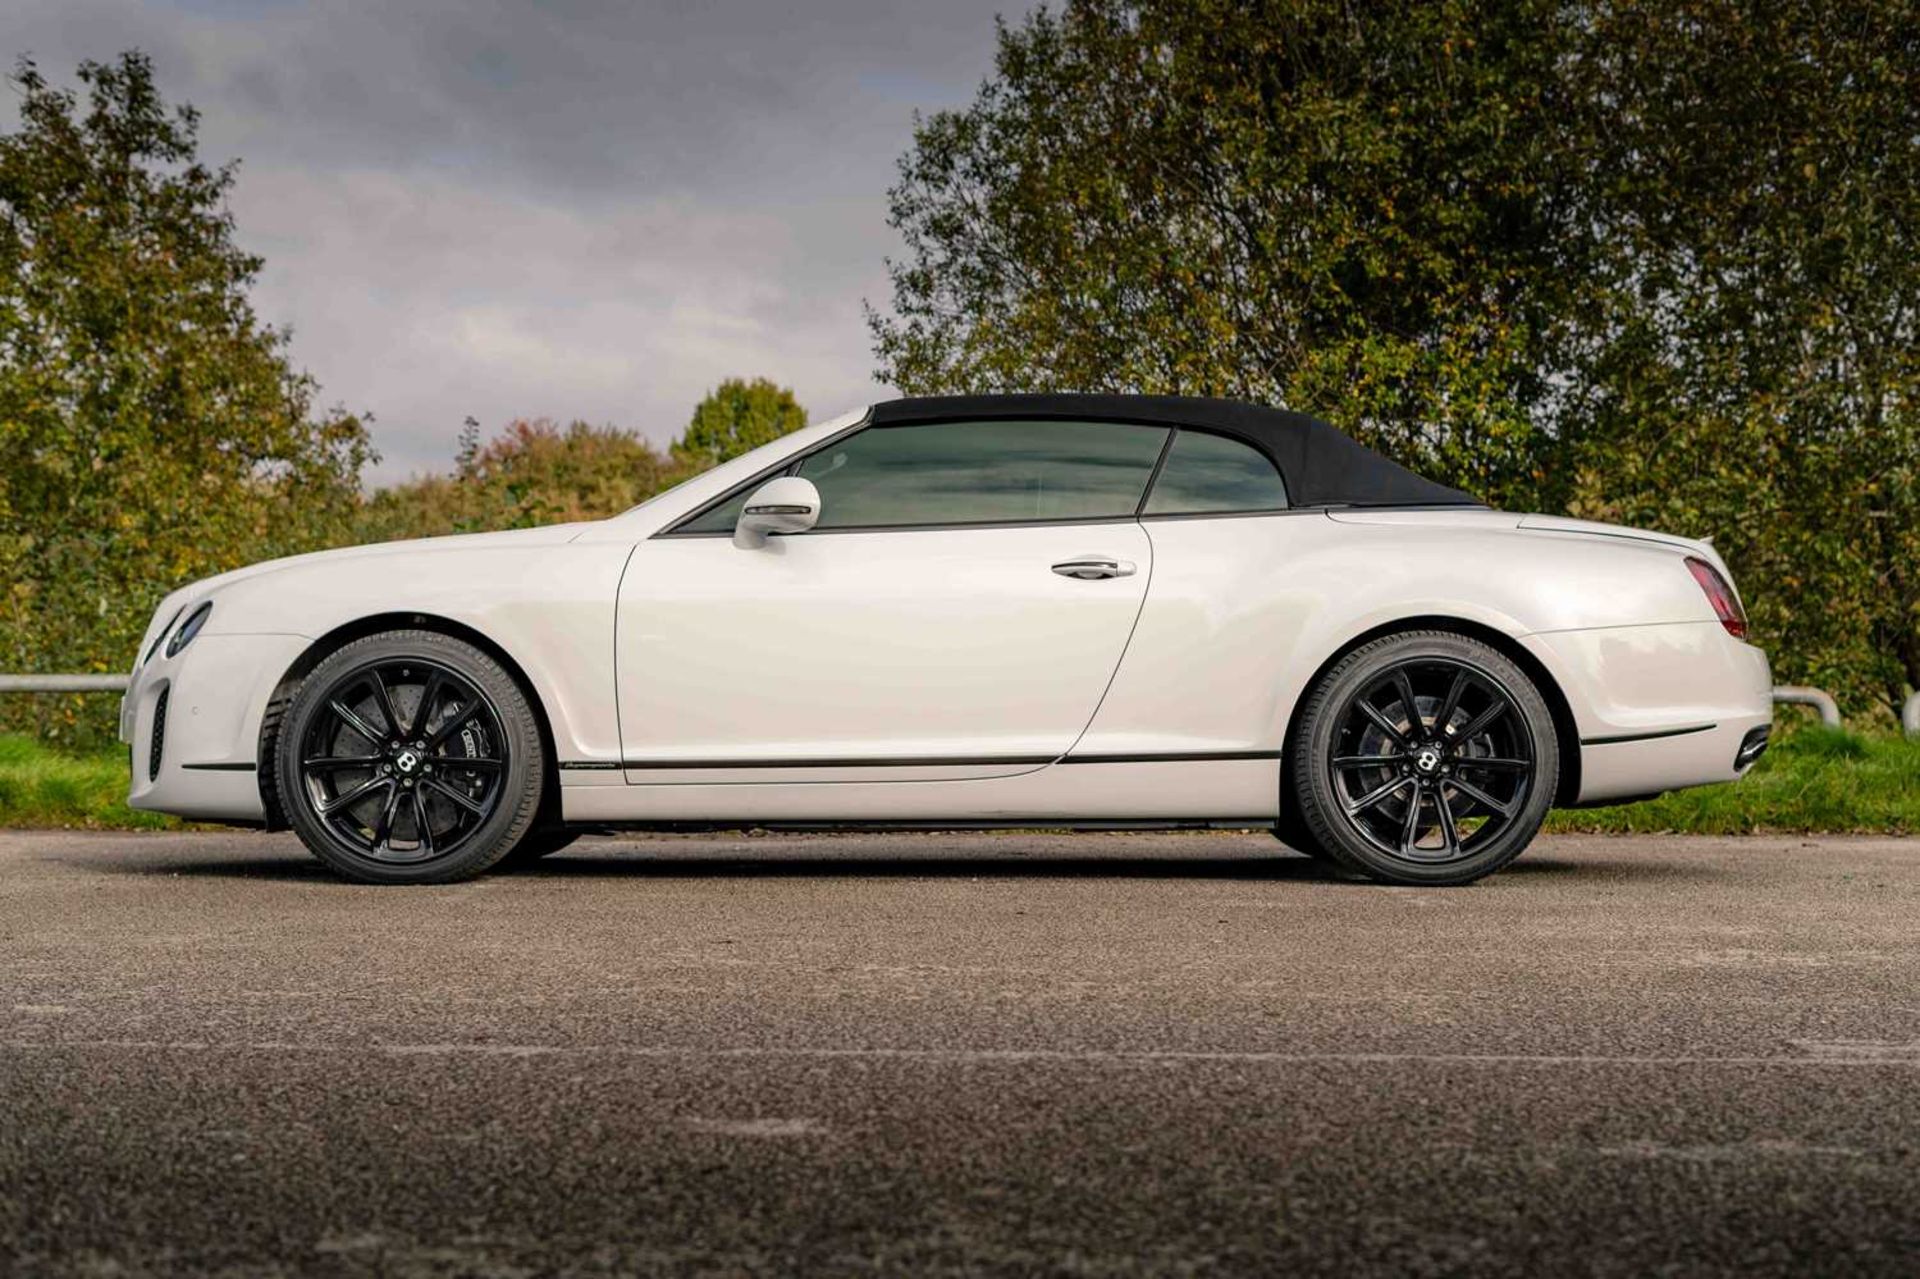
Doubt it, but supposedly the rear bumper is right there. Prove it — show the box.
[123,633,305,823]
[1523,623,1773,805]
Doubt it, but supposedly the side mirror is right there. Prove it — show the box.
[733,476,821,549]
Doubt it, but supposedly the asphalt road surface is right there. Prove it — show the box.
[1,830,1916,1277]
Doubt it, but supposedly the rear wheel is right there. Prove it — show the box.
[1288,631,1558,886]
[501,826,581,866]
[275,630,544,884]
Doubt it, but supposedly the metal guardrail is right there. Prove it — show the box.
[0,674,129,693]
[1771,685,1842,730]
[0,674,1915,736]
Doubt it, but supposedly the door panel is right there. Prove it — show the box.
[616,523,1153,781]
[1075,514,1325,758]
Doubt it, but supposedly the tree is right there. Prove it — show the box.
[0,53,373,744]
[1555,0,1919,712]
[871,0,1578,508]
[676,377,808,467]
[358,418,686,543]
[871,0,1919,714]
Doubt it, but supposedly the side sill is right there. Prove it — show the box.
[552,819,1279,834]
[562,750,1284,771]
[1060,750,1280,764]
[616,754,1056,770]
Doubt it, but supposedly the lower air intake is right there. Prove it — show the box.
[149,686,169,781]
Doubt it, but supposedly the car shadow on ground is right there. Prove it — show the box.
[518,852,1357,881]
[68,842,1723,885]
[80,851,1350,883]
[507,851,1693,882]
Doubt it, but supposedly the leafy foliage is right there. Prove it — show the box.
[1554,0,1920,716]
[676,377,808,467]
[0,54,794,747]
[871,0,1919,714]
[358,418,691,543]
[0,53,372,744]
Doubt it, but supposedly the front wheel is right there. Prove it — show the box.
[1288,631,1559,886]
[275,630,545,884]
[1271,806,1335,862]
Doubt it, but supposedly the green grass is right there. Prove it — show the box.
[0,727,1914,836]
[0,734,178,830]
[1548,726,1920,835]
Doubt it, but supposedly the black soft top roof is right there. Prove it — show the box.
[868,394,1479,509]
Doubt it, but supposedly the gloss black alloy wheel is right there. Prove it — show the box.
[1288,631,1558,886]
[1331,659,1533,862]
[277,630,545,884]
[299,659,504,862]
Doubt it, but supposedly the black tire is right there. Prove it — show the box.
[1287,630,1558,886]
[275,630,545,884]
[1271,807,1334,861]
[500,826,581,866]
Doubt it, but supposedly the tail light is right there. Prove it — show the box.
[1686,557,1748,640]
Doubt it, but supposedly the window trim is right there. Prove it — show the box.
[1137,507,1308,523]
[658,413,1177,538]
[1136,426,1290,518]
[657,413,870,538]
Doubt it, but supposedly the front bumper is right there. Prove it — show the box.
[122,633,307,823]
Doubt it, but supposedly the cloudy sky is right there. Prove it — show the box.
[4,0,1012,480]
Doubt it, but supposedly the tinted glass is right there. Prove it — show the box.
[791,419,1169,529]
[1143,429,1289,515]
[677,486,755,534]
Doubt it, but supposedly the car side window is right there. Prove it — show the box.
[1142,429,1289,515]
[791,419,1170,530]
[675,486,757,534]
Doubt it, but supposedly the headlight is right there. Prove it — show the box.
[143,606,184,665]
[166,602,213,657]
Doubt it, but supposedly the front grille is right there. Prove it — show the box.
[148,687,169,781]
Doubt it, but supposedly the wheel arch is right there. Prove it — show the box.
[1280,615,1582,807]
[256,611,562,831]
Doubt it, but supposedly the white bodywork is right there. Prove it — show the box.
[124,407,1771,826]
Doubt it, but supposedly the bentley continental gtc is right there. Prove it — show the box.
[123,395,1773,885]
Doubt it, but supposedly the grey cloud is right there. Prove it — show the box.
[2,0,1010,478]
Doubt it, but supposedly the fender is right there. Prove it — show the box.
[193,531,635,764]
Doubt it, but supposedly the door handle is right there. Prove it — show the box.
[1051,558,1136,580]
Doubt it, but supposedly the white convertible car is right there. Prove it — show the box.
[123,395,1772,886]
